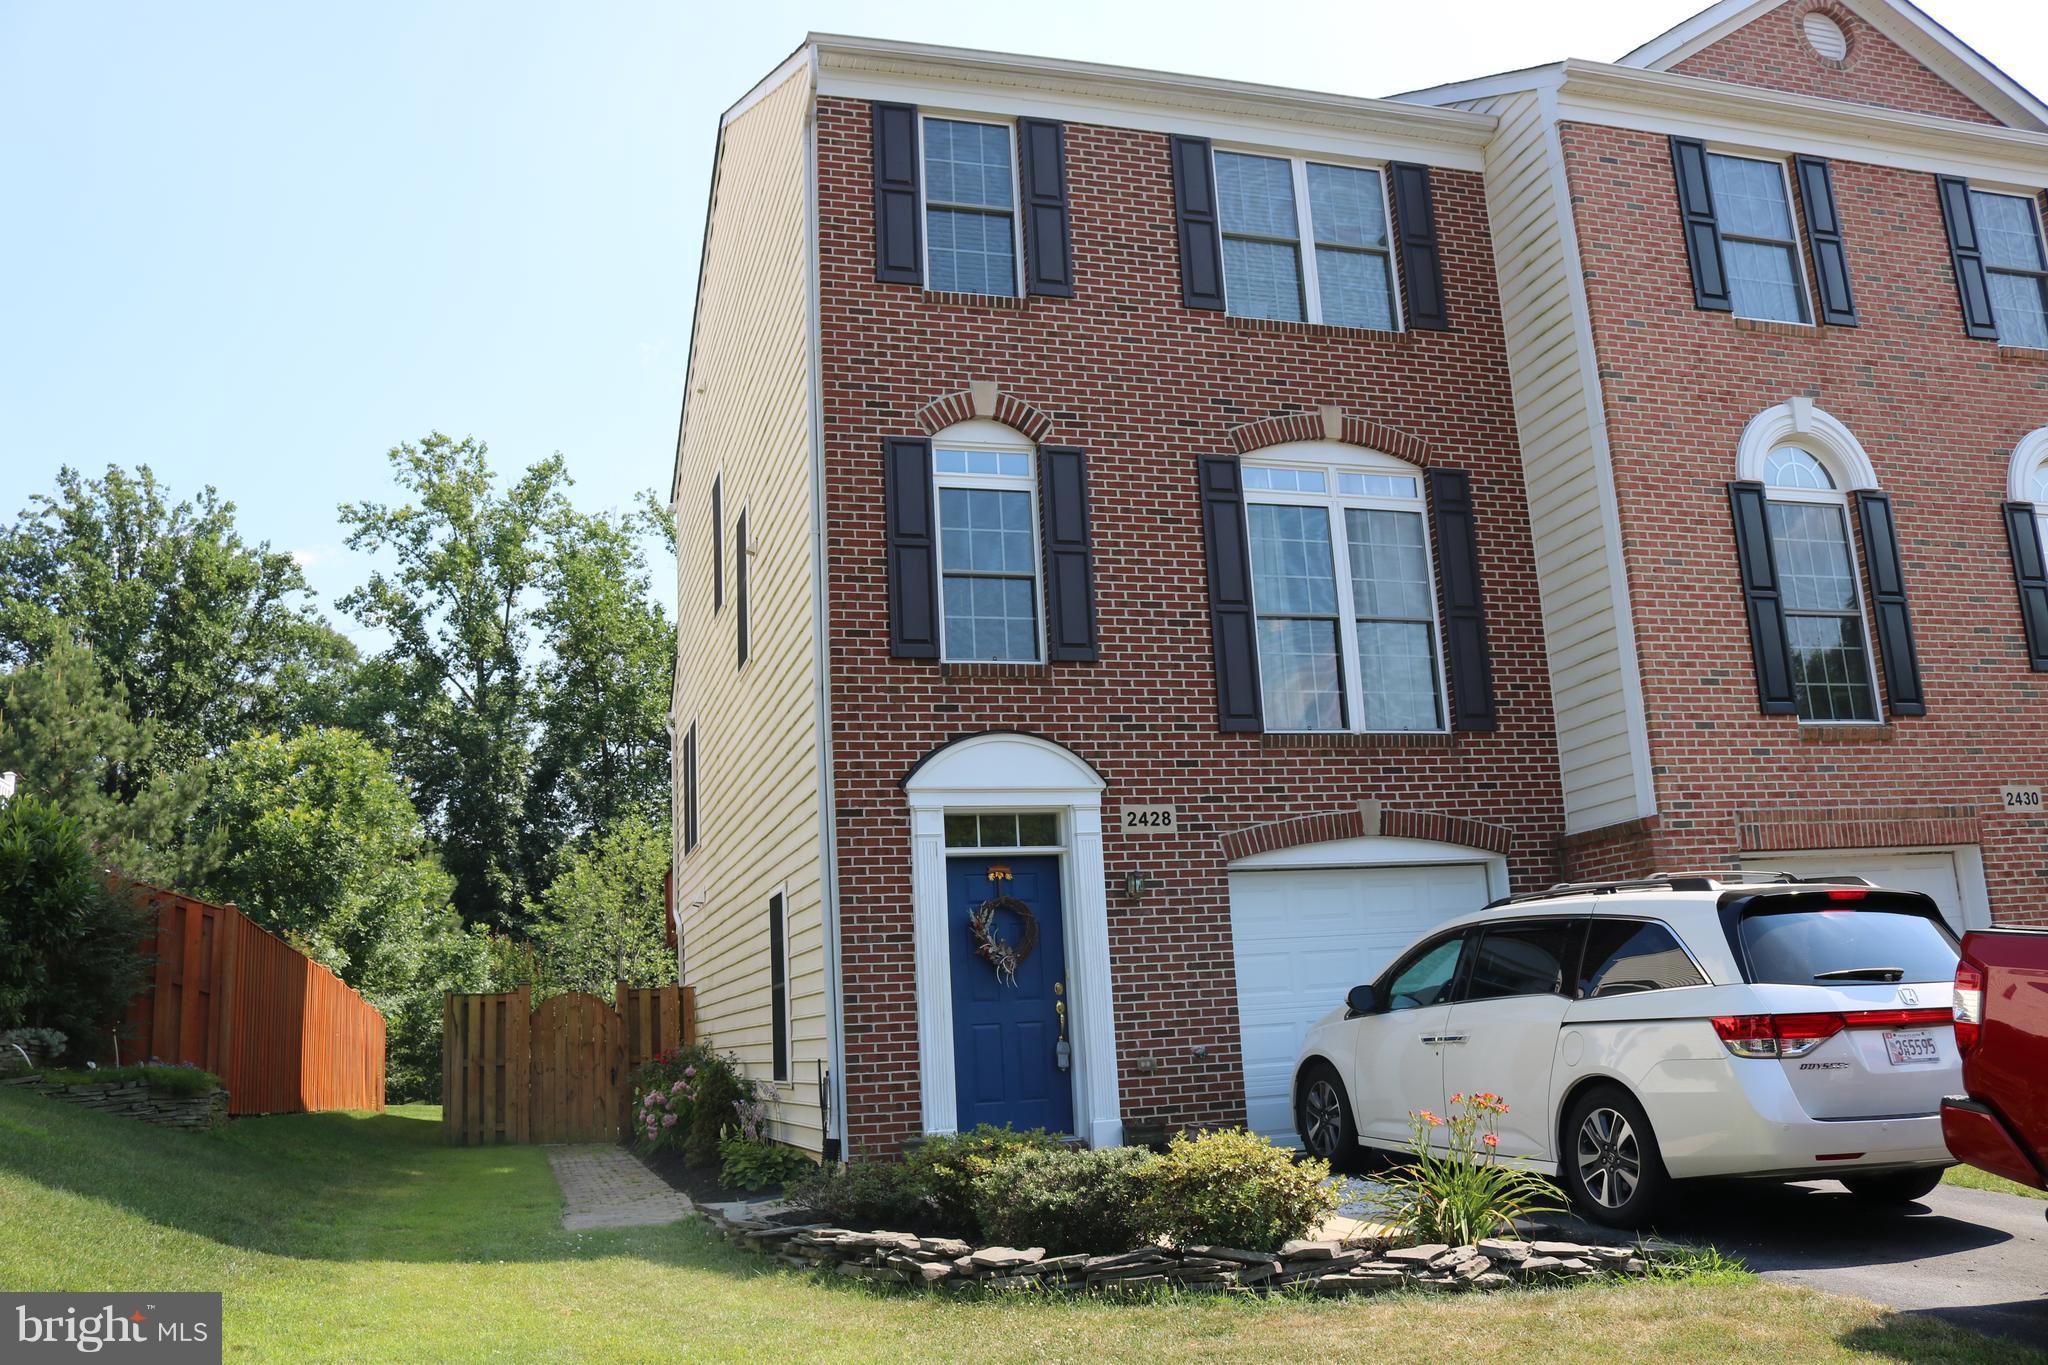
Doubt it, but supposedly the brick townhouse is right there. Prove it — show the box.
[669,0,2048,1158]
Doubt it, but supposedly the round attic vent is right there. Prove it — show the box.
[1802,12,1849,61]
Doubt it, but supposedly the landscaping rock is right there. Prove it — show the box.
[1279,1239,1344,1260]
[1384,1243,1450,1265]
[969,1246,1045,1270]
[1477,1237,1530,1261]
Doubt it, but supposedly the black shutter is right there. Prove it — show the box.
[1037,445,1098,661]
[683,723,699,852]
[711,474,723,612]
[2003,502,2048,671]
[729,507,745,667]
[1852,490,1924,716]
[1170,135,1225,311]
[1728,481,1799,715]
[1935,174,1998,340]
[1669,137,1732,312]
[1794,156,1858,327]
[768,892,789,1082]
[871,102,922,285]
[1197,455,1262,731]
[1017,118,1074,298]
[1426,469,1497,731]
[1389,163,1449,331]
[884,437,940,658]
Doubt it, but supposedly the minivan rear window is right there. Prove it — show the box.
[1736,904,1957,986]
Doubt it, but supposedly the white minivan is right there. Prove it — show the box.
[1291,873,1961,1227]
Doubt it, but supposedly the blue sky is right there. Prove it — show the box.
[3,1,2043,647]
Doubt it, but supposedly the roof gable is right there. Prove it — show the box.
[1618,0,2047,130]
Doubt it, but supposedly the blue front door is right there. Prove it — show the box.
[948,854,1073,1134]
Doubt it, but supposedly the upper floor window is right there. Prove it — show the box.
[934,429,1042,663]
[922,116,1019,297]
[1213,151,1398,330]
[1705,152,1810,324]
[1763,446,1878,723]
[1970,188,2048,349]
[1243,446,1445,732]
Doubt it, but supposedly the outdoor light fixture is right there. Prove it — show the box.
[1123,871,1148,901]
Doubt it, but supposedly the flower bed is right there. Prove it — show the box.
[698,1204,1655,1295]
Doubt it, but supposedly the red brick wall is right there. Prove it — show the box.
[1557,119,2048,925]
[1669,0,2002,125]
[815,96,1566,1152]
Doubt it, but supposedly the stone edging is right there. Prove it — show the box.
[698,1205,1656,1295]
[3,1073,229,1130]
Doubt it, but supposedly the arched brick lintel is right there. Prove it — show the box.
[1219,805,1512,864]
[914,387,1055,443]
[1228,408,1432,466]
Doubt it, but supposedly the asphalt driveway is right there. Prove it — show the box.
[1627,1180,2045,1346]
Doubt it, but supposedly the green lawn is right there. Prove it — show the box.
[1945,1163,2048,1200]
[0,1087,2039,1363]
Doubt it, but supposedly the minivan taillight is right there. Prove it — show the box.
[1954,958,1985,1054]
[1711,1009,1950,1059]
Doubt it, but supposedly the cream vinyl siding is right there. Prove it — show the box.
[1457,91,1655,834]
[671,65,828,1153]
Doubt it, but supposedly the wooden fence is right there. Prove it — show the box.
[442,984,694,1145]
[116,883,387,1115]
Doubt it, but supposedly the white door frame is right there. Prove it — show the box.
[904,733,1121,1148]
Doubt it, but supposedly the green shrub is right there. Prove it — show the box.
[628,1043,743,1164]
[41,1063,221,1095]
[1138,1128,1339,1253]
[682,1052,744,1168]
[971,1144,1153,1253]
[904,1126,1061,1235]
[0,796,149,1045]
[789,1159,927,1229]
[717,1132,816,1192]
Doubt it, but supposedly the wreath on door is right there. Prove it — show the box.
[968,864,1039,986]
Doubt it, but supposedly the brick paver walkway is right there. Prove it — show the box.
[546,1143,694,1231]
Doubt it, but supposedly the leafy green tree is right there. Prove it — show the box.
[524,506,673,859]
[337,434,569,931]
[526,814,672,998]
[191,728,492,1098]
[0,638,209,885]
[0,465,355,793]
[0,794,151,1048]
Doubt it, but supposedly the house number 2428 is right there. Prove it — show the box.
[1121,805,1178,833]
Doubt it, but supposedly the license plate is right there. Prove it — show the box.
[1884,1029,1940,1066]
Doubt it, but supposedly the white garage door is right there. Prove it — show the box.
[1229,862,1491,1142]
[1737,850,1967,934]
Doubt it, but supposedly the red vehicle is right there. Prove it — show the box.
[1942,929,2048,1196]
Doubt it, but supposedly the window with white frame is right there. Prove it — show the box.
[1242,447,1445,732]
[1705,152,1811,324]
[1213,150,1399,330]
[1970,188,2048,350]
[922,116,1019,297]
[1762,446,1879,722]
[943,810,1062,849]
[933,431,1043,663]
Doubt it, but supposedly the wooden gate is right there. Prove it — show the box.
[442,983,694,1144]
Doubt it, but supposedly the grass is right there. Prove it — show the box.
[1,1088,2041,1364]
[1944,1163,2048,1201]
[38,1063,223,1094]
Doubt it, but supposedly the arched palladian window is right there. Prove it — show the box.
[1758,444,1880,723]
[2000,428,2048,671]
[1239,442,1447,732]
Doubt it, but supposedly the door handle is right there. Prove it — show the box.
[1441,1034,1469,1045]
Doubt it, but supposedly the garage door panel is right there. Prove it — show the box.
[1229,862,1490,1142]
[1738,851,1966,934]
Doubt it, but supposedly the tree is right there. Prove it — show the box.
[337,434,569,931]
[524,505,673,860]
[0,638,208,885]
[192,729,492,1098]
[0,465,355,793]
[0,794,150,1049]
[526,814,672,998]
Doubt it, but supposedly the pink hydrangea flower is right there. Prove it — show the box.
[645,1090,661,1107]
[683,1065,697,1079]
[662,1113,678,1127]
[670,1079,687,1093]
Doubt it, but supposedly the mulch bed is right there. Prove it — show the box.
[633,1142,786,1206]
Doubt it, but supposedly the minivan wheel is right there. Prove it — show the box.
[1295,1062,1359,1173]
[1560,1085,1671,1230]
[1840,1168,1944,1205]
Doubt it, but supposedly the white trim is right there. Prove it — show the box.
[812,35,1493,172]
[1737,399,1881,488]
[903,734,1119,1148]
[1209,149,1404,331]
[930,421,1047,665]
[1703,149,1817,325]
[1227,834,1511,901]
[1240,441,1449,734]
[916,111,1026,300]
[2006,427,2048,503]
